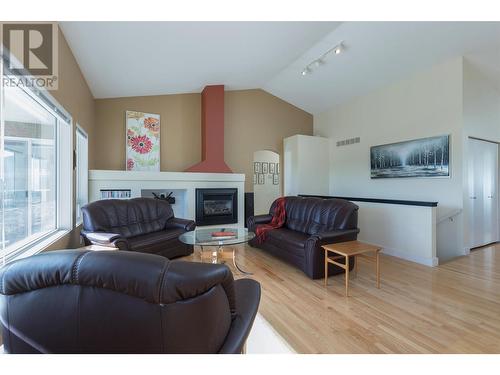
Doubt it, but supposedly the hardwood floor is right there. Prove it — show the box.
[185,243,500,353]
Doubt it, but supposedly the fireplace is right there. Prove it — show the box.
[196,188,238,226]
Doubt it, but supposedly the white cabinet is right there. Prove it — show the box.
[283,135,330,196]
[467,138,499,248]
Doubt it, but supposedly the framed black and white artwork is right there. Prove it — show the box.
[262,162,268,174]
[276,163,280,174]
[254,162,261,173]
[253,174,257,185]
[273,174,279,185]
[269,162,276,174]
[258,174,265,184]
[370,135,450,179]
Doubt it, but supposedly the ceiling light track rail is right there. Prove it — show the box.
[301,41,344,76]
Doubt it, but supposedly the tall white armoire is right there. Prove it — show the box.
[283,135,330,197]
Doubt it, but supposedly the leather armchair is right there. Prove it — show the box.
[247,196,360,279]
[0,250,261,354]
[81,198,196,259]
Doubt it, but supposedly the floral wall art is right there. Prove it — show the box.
[126,111,160,171]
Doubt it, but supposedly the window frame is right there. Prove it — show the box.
[75,124,88,226]
[1,59,73,264]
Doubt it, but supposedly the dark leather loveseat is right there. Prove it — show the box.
[0,250,261,353]
[81,197,195,259]
[247,196,360,279]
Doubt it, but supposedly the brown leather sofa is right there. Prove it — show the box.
[81,198,195,259]
[0,250,261,353]
[247,196,360,279]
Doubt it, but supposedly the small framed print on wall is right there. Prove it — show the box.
[269,162,276,174]
[253,174,257,185]
[254,162,261,173]
[273,174,279,185]
[261,162,268,174]
[258,174,265,185]
[276,163,280,174]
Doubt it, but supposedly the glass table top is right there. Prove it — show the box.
[178,227,255,246]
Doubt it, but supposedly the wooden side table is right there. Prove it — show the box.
[322,240,382,296]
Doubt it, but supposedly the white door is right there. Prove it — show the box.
[468,138,499,248]
[482,141,499,245]
[468,139,482,248]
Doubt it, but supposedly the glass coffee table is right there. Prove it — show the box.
[179,227,255,274]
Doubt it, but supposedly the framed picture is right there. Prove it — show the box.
[273,174,279,185]
[370,135,450,179]
[276,163,280,174]
[262,162,268,174]
[253,174,257,185]
[126,111,160,171]
[269,162,276,174]
[254,162,261,173]
[258,174,265,185]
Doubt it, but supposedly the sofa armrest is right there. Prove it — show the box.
[246,214,273,231]
[160,261,236,313]
[218,278,261,354]
[310,228,360,245]
[81,231,125,248]
[165,217,196,232]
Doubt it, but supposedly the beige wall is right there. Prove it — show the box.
[52,29,96,168]
[225,90,313,191]
[94,89,313,191]
[94,93,201,171]
[45,28,96,250]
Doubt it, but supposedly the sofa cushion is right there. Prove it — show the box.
[127,228,185,253]
[82,198,174,238]
[269,196,359,235]
[265,228,308,258]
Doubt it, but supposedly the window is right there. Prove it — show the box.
[75,125,88,225]
[1,70,73,264]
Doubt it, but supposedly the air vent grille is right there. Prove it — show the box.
[336,137,360,147]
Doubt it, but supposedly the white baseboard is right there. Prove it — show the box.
[376,246,438,267]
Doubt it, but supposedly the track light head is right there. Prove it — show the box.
[334,42,344,55]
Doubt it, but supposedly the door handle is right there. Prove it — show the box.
[488,195,494,199]
[470,196,477,199]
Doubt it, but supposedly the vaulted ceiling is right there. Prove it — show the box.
[61,21,500,114]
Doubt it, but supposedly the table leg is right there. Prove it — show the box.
[232,248,253,275]
[345,255,349,297]
[376,250,380,288]
[354,255,358,277]
[324,251,328,286]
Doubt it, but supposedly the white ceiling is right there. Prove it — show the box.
[264,22,500,114]
[59,22,337,98]
[61,22,500,115]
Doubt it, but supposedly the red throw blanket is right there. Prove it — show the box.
[255,197,286,244]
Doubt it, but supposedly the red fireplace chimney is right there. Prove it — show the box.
[185,85,232,173]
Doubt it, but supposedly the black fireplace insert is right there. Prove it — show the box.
[195,188,238,226]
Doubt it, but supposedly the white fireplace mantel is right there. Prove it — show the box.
[88,170,246,227]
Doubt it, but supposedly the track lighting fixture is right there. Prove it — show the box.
[301,41,344,76]
[301,67,311,76]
